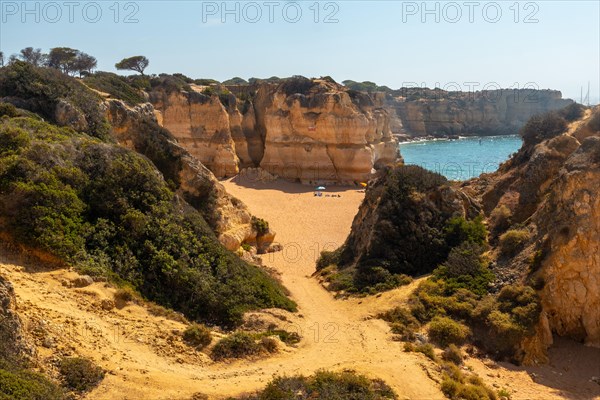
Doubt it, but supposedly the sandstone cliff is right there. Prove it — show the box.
[385,88,573,137]
[149,77,400,184]
[253,78,399,184]
[475,107,600,358]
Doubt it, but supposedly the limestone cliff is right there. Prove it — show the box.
[473,106,600,359]
[385,88,573,137]
[149,86,241,178]
[253,78,399,184]
[149,77,400,184]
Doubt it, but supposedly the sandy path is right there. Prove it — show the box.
[1,175,598,399]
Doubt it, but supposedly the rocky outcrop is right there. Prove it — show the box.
[0,275,34,366]
[386,88,573,137]
[473,107,600,358]
[337,165,479,277]
[104,99,276,251]
[149,78,400,184]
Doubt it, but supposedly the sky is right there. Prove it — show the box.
[1,0,599,103]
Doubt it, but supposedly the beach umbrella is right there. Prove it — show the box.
[316,186,326,191]
[360,182,367,187]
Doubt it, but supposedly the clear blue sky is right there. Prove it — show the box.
[1,1,599,102]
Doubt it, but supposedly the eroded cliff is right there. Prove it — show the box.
[149,77,400,184]
[477,106,600,358]
[386,88,573,137]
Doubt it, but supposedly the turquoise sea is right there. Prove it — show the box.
[398,135,523,181]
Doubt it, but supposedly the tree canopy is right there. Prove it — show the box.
[115,55,149,75]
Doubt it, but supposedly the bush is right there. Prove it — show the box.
[499,229,530,257]
[58,357,104,392]
[434,242,494,296]
[114,287,137,304]
[183,324,212,349]
[251,216,269,236]
[211,332,262,361]
[445,215,487,248]
[427,317,470,347]
[490,205,512,234]
[244,370,396,400]
[0,102,18,118]
[414,343,436,361]
[0,61,109,139]
[380,307,420,340]
[0,368,64,400]
[520,111,567,145]
[316,247,343,270]
[559,103,585,122]
[442,344,463,365]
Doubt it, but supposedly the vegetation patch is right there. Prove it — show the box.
[236,370,397,399]
[183,324,212,349]
[83,72,146,105]
[58,357,104,392]
[0,116,295,327]
[0,365,64,400]
[498,229,530,257]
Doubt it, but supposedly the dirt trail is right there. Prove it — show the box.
[1,175,598,399]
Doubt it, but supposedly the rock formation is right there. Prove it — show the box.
[253,78,399,184]
[472,106,600,359]
[385,88,573,137]
[149,78,400,184]
[0,274,34,366]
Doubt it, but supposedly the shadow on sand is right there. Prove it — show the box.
[500,337,600,399]
[226,174,364,195]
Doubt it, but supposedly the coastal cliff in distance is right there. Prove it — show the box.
[385,88,573,138]
[149,77,400,184]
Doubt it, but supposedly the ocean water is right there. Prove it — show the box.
[398,135,523,181]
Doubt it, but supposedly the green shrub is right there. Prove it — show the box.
[471,286,541,359]
[414,343,436,361]
[251,216,269,236]
[211,332,262,361]
[499,229,530,257]
[183,324,212,349]
[58,357,104,392]
[114,287,137,304]
[520,111,567,145]
[427,317,470,347]
[380,307,420,340]
[442,344,463,365]
[241,243,252,252]
[259,330,301,345]
[316,247,343,270]
[434,242,494,296]
[445,215,487,248]
[0,368,64,400]
[245,370,396,400]
[0,102,18,118]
